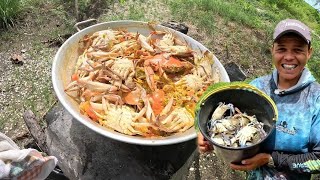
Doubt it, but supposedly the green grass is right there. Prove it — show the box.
[166,0,320,82]
[0,0,21,28]
[168,0,264,29]
[127,4,146,21]
[99,0,157,22]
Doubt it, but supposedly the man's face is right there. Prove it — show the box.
[272,33,312,84]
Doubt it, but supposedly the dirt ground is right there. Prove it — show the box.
[0,0,271,179]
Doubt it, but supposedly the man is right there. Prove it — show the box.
[197,19,320,179]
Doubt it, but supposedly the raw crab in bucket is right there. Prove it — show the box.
[196,82,277,163]
[207,102,267,148]
[64,28,221,137]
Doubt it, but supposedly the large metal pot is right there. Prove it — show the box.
[52,20,230,145]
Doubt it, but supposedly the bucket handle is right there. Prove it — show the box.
[74,18,97,32]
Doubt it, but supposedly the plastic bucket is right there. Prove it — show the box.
[197,83,278,163]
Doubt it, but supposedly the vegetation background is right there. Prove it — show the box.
[0,0,319,179]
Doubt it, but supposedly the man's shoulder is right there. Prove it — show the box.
[250,74,272,87]
[309,81,320,101]
[310,81,320,89]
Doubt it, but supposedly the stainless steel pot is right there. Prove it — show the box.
[52,20,230,145]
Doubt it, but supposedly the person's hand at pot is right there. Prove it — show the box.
[229,153,270,171]
[197,133,213,153]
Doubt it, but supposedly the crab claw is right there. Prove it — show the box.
[211,102,234,120]
[150,89,165,115]
[138,34,155,52]
[64,81,79,92]
[77,77,118,93]
[124,87,144,106]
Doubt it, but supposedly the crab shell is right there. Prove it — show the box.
[174,74,205,92]
[235,125,258,147]
[158,107,194,133]
[92,103,156,136]
[110,57,135,80]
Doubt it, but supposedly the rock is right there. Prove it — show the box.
[161,21,189,34]
[10,54,24,66]
[224,62,247,82]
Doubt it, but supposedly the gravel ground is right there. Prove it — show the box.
[0,3,69,147]
[186,152,245,180]
[0,34,57,146]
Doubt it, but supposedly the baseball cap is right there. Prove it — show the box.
[273,19,311,44]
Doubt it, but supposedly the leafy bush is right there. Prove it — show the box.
[0,0,21,28]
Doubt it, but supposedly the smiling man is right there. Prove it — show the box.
[272,19,313,91]
[197,19,320,180]
[231,19,320,180]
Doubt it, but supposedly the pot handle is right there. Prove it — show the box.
[74,18,97,31]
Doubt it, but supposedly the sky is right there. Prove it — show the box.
[304,0,320,9]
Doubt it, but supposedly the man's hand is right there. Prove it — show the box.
[197,133,213,153]
[230,153,270,171]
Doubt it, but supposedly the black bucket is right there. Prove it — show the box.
[197,83,278,164]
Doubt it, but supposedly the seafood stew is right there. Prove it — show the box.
[53,21,230,145]
[64,28,221,137]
